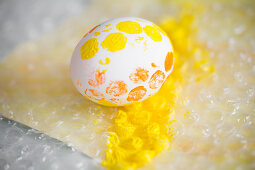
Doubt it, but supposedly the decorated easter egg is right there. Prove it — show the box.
[70,17,174,106]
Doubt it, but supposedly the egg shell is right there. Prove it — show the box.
[70,17,174,106]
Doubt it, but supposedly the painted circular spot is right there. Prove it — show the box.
[149,70,165,89]
[101,33,127,52]
[88,70,106,87]
[116,21,142,34]
[106,81,128,97]
[127,86,147,102]
[165,52,174,72]
[80,38,99,60]
[129,67,149,83]
[143,25,162,42]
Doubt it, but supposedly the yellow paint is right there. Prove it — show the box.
[96,69,107,73]
[102,83,176,169]
[135,37,144,41]
[153,24,168,37]
[116,21,142,34]
[143,25,162,42]
[0,7,218,170]
[105,24,111,27]
[102,13,216,170]
[93,118,101,125]
[102,28,112,32]
[101,33,127,52]
[184,111,190,116]
[80,38,99,60]
[97,99,118,106]
[94,32,101,36]
[99,57,111,65]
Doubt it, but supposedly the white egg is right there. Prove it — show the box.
[70,17,174,106]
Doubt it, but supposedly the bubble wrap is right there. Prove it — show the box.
[0,0,255,169]
[0,116,103,170]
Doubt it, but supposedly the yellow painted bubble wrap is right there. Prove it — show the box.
[102,12,215,169]
[5,0,254,169]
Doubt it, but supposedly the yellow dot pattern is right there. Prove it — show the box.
[80,38,99,60]
[143,25,162,42]
[101,33,127,52]
[116,21,142,34]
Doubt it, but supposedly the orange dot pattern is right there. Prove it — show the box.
[149,70,165,89]
[85,89,104,100]
[129,67,149,84]
[89,89,104,98]
[127,86,147,102]
[88,70,106,87]
[165,52,174,72]
[106,81,128,97]
[77,19,173,105]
